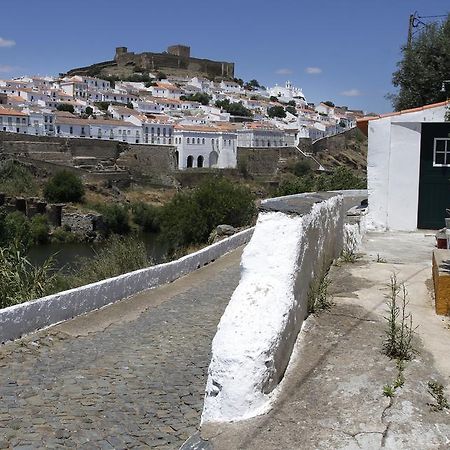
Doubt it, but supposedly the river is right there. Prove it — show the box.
[27,232,168,273]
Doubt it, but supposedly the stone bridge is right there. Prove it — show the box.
[0,191,366,449]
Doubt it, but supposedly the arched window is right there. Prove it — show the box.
[187,138,190,144]
[175,150,179,168]
[202,138,205,144]
[197,155,204,168]
[187,155,194,168]
[197,138,200,144]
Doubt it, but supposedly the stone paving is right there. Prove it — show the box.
[0,250,242,449]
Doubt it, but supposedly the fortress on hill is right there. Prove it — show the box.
[67,45,235,80]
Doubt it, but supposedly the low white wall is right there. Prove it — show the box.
[202,194,344,423]
[0,228,254,344]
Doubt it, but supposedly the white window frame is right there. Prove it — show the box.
[433,138,450,167]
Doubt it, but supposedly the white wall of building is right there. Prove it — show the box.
[366,104,447,231]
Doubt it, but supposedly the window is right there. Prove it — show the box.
[197,138,200,144]
[202,138,205,144]
[187,138,190,144]
[70,126,73,135]
[433,138,450,166]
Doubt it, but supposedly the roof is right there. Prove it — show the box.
[0,106,27,116]
[356,100,450,136]
[174,124,236,133]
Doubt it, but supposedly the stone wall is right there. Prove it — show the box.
[237,147,309,176]
[61,211,105,234]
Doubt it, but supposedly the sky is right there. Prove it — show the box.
[0,0,448,113]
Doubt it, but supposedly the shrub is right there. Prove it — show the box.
[0,244,57,309]
[69,235,149,287]
[44,170,85,203]
[277,173,315,196]
[85,106,93,116]
[159,178,256,250]
[56,103,75,113]
[3,211,31,248]
[292,160,314,177]
[0,160,38,196]
[268,105,286,118]
[96,203,130,234]
[131,202,161,232]
[30,214,49,244]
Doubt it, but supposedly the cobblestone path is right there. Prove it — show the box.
[0,250,242,450]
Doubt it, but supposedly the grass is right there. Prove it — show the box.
[376,253,387,263]
[308,271,333,314]
[427,381,449,411]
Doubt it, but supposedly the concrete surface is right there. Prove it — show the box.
[202,231,450,449]
[0,248,243,449]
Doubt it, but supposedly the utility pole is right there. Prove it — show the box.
[407,12,417,48]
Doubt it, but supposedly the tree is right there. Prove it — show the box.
[323,101,335,107]
[56,103,75,113]
[248,79,260,88]
[215,99,252,117]
[85,106,93,116]
[44,170,85,203]
[270,96,279,102]
[285,105,297,116]
[268,105,286,118]
[180,93,211,105]
[389,14,450,111]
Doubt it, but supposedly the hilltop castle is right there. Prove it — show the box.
[67,45,235,80]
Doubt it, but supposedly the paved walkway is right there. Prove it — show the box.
[203,232,450,450]
[0,248,243,450]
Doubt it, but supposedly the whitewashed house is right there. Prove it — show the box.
[0,107,29,133]
[219,80,242,94]
[268,81,307,105]
[237,123,285,148]
[150,83,183,99]
[174,125,237,169]
[357,100,450,231]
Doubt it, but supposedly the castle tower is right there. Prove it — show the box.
[115,47,128,61]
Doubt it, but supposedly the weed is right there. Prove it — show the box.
[376,253,387,263]
[340,248,360,263]
[383,384,395,398]
[427,381,449,411]
[383,273,417,361]
[308,272,333,314]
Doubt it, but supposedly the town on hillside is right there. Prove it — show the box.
[0,45,365,170]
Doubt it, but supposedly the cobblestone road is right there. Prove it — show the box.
[0,249,242,450]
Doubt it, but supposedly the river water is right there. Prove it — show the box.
[27,232,168,273]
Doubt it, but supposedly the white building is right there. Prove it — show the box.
[0,107,29,133]
[237,123,285,148]
[174,125,237,169]
[268,81,306,105]
[357,100,449,231]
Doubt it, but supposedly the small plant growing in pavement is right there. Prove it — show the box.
[308,272,333,314]
[340,248,360,263]
[383,273,417,361]
[383,384,396,398]
[427,381,449,411]
[376,253,387,263]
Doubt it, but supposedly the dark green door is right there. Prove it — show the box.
[417,123,450,229]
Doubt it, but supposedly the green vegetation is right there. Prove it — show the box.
[56,103,75,113]
[383,273,417,361]
[0,244,58,309]
[389,14,450,111]
[44,171,85,203]
[308,272,332,314]
[323,101,335,107]
[0,211,51,247]
[215,99,252,117]
[67,235,149,288]
[0,160,38,196]
[159,178,255,250]
[278,167,366,196]
[180,92,211,105]
[285,105,297,116]
[427,381,449,411]
[292,160,314,177]
[29,215,50,244]
[131,202,161,232]
[267,105,286,118]
[94,203,130,235]
[85,106,93,116]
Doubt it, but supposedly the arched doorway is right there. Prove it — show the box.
[187,155,194,168]
[197,155,204,168]
[175,150,179,168]
[209,151,218,168]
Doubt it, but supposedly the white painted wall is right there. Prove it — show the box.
[0,228,254,344]
[367,104,447,231]
[202,194,344,423]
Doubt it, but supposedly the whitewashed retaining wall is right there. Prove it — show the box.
[0,228,254,343]
[202,194,344,423]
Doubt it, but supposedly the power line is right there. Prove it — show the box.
[417,14,447,19]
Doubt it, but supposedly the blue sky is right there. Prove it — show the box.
[0,0,448,113]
